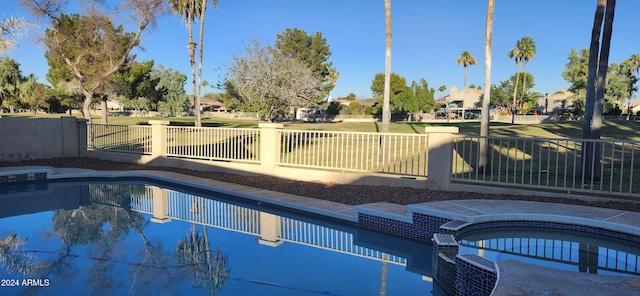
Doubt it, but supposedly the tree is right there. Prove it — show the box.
[111,60,161,113]
[167,0,219,127]
[622,53,640,117]
[562,48,633,116]
[275,28,337,100]
[371,72,405,114]
[0,16,33,52]
[410,79,436,114]
[152,65,189,116]
[455,50,477,89]
[486,82,511,110]
[438,85,446,98]
[371,73,434,118]
[196,0,219,125]
[19,74,49,113]
[336,93,357,101]
[562,48,590,99]
[605,62,631,112]
[480,0,494,174]
[26,0,165,124]
[509,72,536,111]
[382,0,392,133]
[0,57,23,113]
[519,36,536,97]
[507,40,523,123]
[168,0,199,125]
[46,86,80,114]
[224,40,322,122]
[584,0,616,179]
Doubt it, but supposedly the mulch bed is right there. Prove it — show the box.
[2,157,639,213]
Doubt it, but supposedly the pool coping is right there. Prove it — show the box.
[3,166,640,237]
[3,166,640,295]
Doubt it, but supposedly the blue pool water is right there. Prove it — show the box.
[0,180,436,295]
[2,179,639,295]
[457,226,640,277]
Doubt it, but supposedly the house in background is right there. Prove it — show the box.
[629,100,640,115]
[434,86,483,119]
[537,89,575,114]
[436,86,483,109]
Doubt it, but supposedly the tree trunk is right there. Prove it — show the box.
[584,0,606,140]
[521,62,529,98]
[463,66,467,89]
[187,4,200,127]
[583,0,608,180]
[381,0,392,134]
[511,63,521,124]
[82,91,93,122]
[195,0,218,127]
[591,0,615,141]
[589,0,615,180]
[479,0,494,174]
[100,99,108,125]
[196,0,210,128]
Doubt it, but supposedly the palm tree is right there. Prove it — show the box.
[438,85,446,96]
[168,0,202,126]
[584,0,616,179]
[479,0,494,174]
[583,0,605,140]
[625,54,640,77]
[623,54,640,118]
[508,41,523,124]
[455,51,477,89]
[519,36,536,97]
[381,0,392,134]
[196,0,219,128]
[591,0,615,140]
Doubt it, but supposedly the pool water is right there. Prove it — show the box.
[0,180,436,295]
[457,226,640,277]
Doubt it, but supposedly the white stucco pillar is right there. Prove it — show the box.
[149,120,170,158]
[258,212,282,247]
[150,186,171,223]
[258,123,283,172]
[425,126,459,191]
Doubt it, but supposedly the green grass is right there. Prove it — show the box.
[5,112,640,140]
[8,112,640,196]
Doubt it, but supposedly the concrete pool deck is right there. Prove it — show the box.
[3,166,640,295]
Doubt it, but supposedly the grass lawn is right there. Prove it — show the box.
[3,112,640,141]
[6,112,640,196]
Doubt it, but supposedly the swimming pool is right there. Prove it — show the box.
[457,226,640,277]
[0,180,437,295]
[2,171,640,295]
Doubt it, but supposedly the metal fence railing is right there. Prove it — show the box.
[89,183,154,212]
[87,183,408,265]
[165,126,260,163]
[84,123,640,198]
[279,130,430,177]
[459,234,640,275]
[87,124,152,154]
[166,191,261,235]
[452,136,640,198]
[279,217,407,265]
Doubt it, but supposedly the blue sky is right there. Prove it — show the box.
[3,0,640,100]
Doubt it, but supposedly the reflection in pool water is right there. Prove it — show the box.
[457,227,640,277]
[0,181,435,295]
